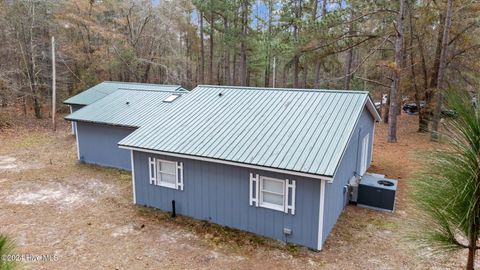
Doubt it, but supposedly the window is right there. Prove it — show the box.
[163,94,180,103]
[249,173,296,214]
[148,157,184,190]
[260,177,285,211]
[359,134,370,175]
[157,160,177,188]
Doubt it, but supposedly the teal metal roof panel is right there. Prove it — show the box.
[63,81,186,105]
[119,85,373,177]
[65,89,185,127]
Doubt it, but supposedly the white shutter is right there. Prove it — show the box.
[249,173,259,206]
[149,157,156,185]
[176,162,184,190]
[286,179,296,215]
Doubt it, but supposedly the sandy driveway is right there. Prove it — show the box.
[0,115,471,269]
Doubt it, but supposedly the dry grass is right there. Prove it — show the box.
[0,108,475,269]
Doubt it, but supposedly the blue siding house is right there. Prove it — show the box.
[118,85,380,250]
[65,83,187,170]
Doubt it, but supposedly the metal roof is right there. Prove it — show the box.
[65,89,185,127]
[119,85,379,178]
[63,81,186,106]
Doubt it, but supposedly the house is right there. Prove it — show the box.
[65,85,187,170]
[118,85,381,250]
[63,81,186,134]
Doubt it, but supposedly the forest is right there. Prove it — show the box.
[0,0,478,142]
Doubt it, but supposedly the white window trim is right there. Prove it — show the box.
[69,105,75,135]
[259,176,286,212]
[74,121,80,160]
[249,173,259,206]
[156,159,178,189]
[317,179,326,250]
[131,150,136,204]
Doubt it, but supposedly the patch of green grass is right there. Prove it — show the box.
[76,163,131,181]
[286,243,299,253]
[0,234,18,270]
[369,217,399,230]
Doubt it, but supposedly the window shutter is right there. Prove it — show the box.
[149,157,156,185]
[286,179,296,215]
[249,173,259,206]
[176,162,184,190]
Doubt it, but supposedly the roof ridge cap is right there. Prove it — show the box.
[196,85,369,94]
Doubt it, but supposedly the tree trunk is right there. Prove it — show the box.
[209,12,214,84]
[344,49,353,90]
[431,0,453,141]
[408,4,421,127]
[312,0,318,19]
[421,13,444,131]
[23,96,27,116]
[232,52,237,85]
[321,0,327,17]
[282,64,288,87]
[217,59,222,84]
[313,0,326,89]
[387,0,405,143]
[302,63,308,88]
[32,95,41,118]
[143,62,152,82]
[416,33,429,132]
[27,3,41,119]
[344,4,354,90]
[239,0,248,86]
[231,7,239,85]
[314,60,321,88]
[264,56,271,87]
[223,18,230,85]
[199,11,205,84]
[264,0,273,87]
[292,0,301,88]
[293,55,299,88]
[466,241,476,270]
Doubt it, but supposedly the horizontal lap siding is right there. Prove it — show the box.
[133,151,321,249]
[322,107,375,244]
[76,122,136,170]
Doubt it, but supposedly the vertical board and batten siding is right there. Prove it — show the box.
[322,107,375,243]
[133,151,321,249]
[70,104,84,135]
[76,122,136,170]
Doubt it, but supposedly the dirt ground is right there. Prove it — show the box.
[0,112,474,269]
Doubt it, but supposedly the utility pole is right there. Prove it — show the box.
[51,36,56,132]
[272,57,276,88]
